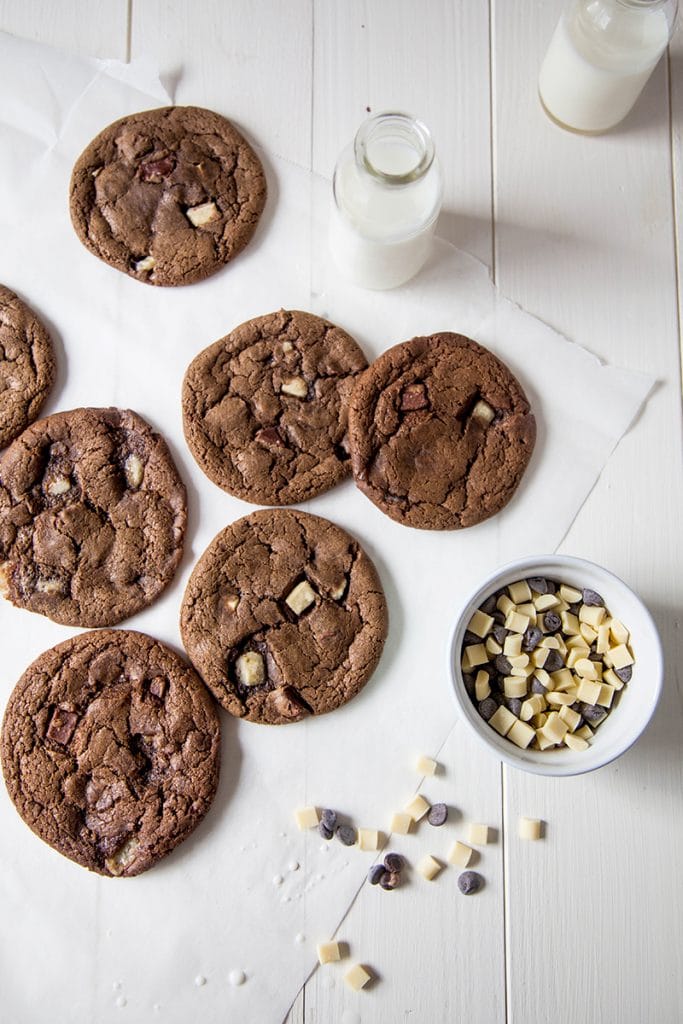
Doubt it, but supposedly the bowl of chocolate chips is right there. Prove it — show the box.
[448,555,662,776]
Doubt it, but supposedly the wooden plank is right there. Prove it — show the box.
[493,4,683,1022]
[130,0,312,167]
[0,0,128,59]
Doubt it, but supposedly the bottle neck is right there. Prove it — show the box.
[353,113,435,187]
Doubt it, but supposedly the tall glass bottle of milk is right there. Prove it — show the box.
[329,112,443,290]
[539,0,677,133]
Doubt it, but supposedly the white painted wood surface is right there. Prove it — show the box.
[1,2,681,1022]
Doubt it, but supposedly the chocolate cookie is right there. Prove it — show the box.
[0,286,55,448]
[180,509,388,724]
[182,310,368,505]
[348,333,536,530]
[0,407,186,627]
[0,630,220,877]
[69,105,267,286]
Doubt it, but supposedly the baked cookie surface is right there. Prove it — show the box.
[0,286,55,449]
[0,407,186,627]
[0,629,220,877]
[182,309,367,505]
[348,333,536,530]
[69,105,266,286]
[180,509,388,724]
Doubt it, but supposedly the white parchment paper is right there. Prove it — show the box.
[0,32,653,1024]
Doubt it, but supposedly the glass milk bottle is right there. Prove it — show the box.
[329,112,443,289]
[539,0,677,133]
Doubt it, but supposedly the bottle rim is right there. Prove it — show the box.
[353,112,436,186]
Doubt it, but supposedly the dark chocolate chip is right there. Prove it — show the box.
[582,588,604,607]
[368,864,385,886]
[527,577,550,595]
[492,610,506,625]
[530,677,547,695]
[384,852,404,873]
[522,625,543,652]
[139,154,176,181]
[427,803,448,827]
[494,654,512,675]
[463,673,476,698]
[478,697,498,721]
[321,808,337,829]
[544,650,564,673]
[318,822,333,840]
[543,611,561,633]
[492,626,509,646]
[379,870,401,890]
[505,698,523,717]
[463,630,481,646]
[256,426,286,447]
[46,707,79,745]
[458,870,483,895]
[480,594,498,616]
[568,601,581,614]
[579,703,607,726]
[336,824,356,846]
[400,384,428,411]
[614,664,632,683]
[149,677,167,699]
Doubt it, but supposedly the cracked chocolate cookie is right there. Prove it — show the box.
[0,407,186,627]
[69,105,267,286]
[182,309,368,505]
[348,333,536,530]
[0,629,221,877]
[180,509,388,724]
[0,286,55,449]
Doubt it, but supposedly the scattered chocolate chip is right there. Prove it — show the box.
[463,673,476,698]
[543,611,561,633]
[522,625,543,652]
[543,650,564,674]
[492,626,509,646]
[478,697,498,720]
[400,383,428,411]
[46,707,79,745]
[256,426,286,447]
[530,677,548,695]
[527,577,550,595]
[494,654,512,675]
[149,677,167,699]
[480,594,498,616]
[463,630,481,646]
[139,154,176,181]
[505,698,523,717]
[336,824,356,846]
[321,808,337,830]
[492,610,506,625]
[318,822,333,840]
[614,664,632,683]
[582,588,604,607]
[368,864,384,886]
[379,870,401,890]
[427,803,448,827]
[384,852,404,873]
[458,870,483,895]
[579,703,608,726]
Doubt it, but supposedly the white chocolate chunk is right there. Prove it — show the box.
[467,608,495,638]
[596,623,611,654]
[463,643,488,668]
[609,618,630,645]
[344,964,372,991]
[468,823,491,845]
[508,580,532,604]
[330,579,347,600]
[105,836,140,876]
[596,683,615,708]
[579,622,598,645]
[574,657,598,679]
[550,669,573,691]
[357,829,380,851]
[505,610,530,634]
[496,594,515,616]
[539,635,561,649]
[317,941,341,965]
[534,729,555,750]
[286,580,317,615]
[579,604,605,628]
[559,584,582,604]
[576,679,601,705]
[485,636,502,656]
[504,634,523,657]
[518,817,542,840]
[295,806,319,830]
[417,855,443,880]
[516,602,537,624]
[124,453,144,488]
[134,255,156,272]
[281,340,294,353]
[603,667,624,691]
[416,754,438,776]
[532,647,549,668]
[186,200,219,226]
[280,376,308,398]
[472,399,495,424]
[503,676,527,698]
[520,695,545,721]
[0,562,10,598]
[475,672,491,701]
[534,593,560,611]
[390,812,412,835]
[236,651,265,687]
[560,611,581,636]
[566,634,589,651]
[404,794,430,822]
[224,593,240,612]
[546,692,574,706]
[508,653,529,669]
[606,644,634,670]
[489,705,517,736]
[510,667,531,679]
[448,841,475,867]
[564,733,589,752]
[559,705,582,732]
[46,475,70,496]
[575,724,594,741]
[36,577,62,595]
[508,719,535,748]
[542,712,569,743]
[533,668,551,688]
[565,648,589,670]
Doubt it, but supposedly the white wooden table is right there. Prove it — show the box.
[1,2,682,1022]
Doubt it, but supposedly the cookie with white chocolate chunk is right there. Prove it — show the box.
[180,508,387,724]
[182,310,368,505]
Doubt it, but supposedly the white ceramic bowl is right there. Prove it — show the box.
[448,554,662,777]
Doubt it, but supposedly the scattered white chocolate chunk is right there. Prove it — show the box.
[560,611,581,635]
[497,594,515,616]
[576,679,601,705]
[507,719,535,748]
[489,705,517,737]
[463,642,489,668]
[503,633,523,657]
[606,643,634,670]
[36,578,62,595]
[564,733,589,752]
[559,705,581,732]
[534,593,560,611]
[596,683,615,708]
[609,618,630,645]
[134,255,156,272]
[503,677,527,698]
[285,580,316,615]
[509,579,532,604]
[344,964,373,991]
[357,829,380,851]
[467,608,494,638]
[417,855,443,880]
[542,712,569,744]
[448,841,475,867]
[472,399,495,424]
[236,651,265,687]
[46,475,70,496]
[105,836,140,876]
[467,823,490,845]
[559,584,582,604]
[505,610,530,634]
[224,593,240,612]
[294,806,319,830]
[416,754,438,776]
[475,672,491,700]
[390,812,412,835]
[317,941,341,965]
[404,794,430,822]
[124,453,144,488]
[579,604,605,628]
[280,377,308,398]
[330,579,346,600]
[518,817,542,840]
[186,201,219,226]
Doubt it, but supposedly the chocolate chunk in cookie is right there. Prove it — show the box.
[348,333,536,530]
[0,630,220,876]
[0,407,186,627]
[182,310,368,505]
[180,509,388,724]
[0,286,55,449]
[69,105,266,286]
